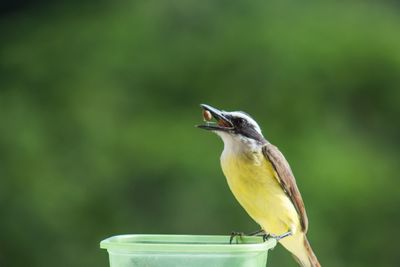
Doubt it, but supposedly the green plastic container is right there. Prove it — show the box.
[100,234,276,267]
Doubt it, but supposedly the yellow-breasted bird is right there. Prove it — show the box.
[197,104,320,267]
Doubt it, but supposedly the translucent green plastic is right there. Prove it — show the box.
[100,234,276,267]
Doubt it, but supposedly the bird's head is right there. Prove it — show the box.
[197,104,266,146]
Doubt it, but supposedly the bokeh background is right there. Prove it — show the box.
[1,0,400,266]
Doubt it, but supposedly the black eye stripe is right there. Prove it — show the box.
[232,117,245,123]
[235,124,265,143]
[227,115,256,129]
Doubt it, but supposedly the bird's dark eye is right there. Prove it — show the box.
[234,117,245,125]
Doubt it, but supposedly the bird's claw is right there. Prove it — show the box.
[229,229,292,244]
[229,231,244,244]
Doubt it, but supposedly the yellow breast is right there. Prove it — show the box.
[220,151,301,235]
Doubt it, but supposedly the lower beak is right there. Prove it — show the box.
[196,104,234,131]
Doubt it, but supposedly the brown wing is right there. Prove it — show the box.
[262,143,309,232]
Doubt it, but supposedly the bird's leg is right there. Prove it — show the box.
[247,229,265,236]
[276,230,292,240]
[263,230,293,241]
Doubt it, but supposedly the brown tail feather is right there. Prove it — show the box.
[303,235,321,267]
[280,233,321,267]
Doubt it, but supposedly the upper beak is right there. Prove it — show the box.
[196,104,234,131]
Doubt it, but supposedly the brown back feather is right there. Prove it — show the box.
[262,143,309,232]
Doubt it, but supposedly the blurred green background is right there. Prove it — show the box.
[1,0,400,266]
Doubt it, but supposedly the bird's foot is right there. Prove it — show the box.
[229,231,245,244]
[229,229,292,243]
[229,229,266,243]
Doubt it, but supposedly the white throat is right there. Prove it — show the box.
[216,131,263,158]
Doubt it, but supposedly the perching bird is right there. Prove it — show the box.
[197,104,320,267]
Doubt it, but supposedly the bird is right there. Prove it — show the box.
[197,104,321,267]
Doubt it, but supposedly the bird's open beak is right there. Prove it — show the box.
[197,104,234,131]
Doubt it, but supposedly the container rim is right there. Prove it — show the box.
[100,234,277,253]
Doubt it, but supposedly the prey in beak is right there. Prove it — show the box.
[196,104,234,132]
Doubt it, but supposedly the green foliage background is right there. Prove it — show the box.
[1,1,400,266]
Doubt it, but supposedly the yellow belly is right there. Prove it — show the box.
[221,152,301,235]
